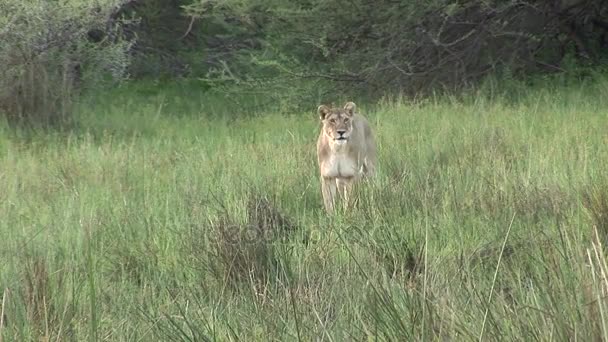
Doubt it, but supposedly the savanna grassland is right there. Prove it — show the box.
[1,75,608,341]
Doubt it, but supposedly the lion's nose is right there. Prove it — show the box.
[337,130,346,136]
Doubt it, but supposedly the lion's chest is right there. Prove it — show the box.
[322,152,358,178]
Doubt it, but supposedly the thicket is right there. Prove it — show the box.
[2,0,608,124]
[0,0,132,126]
[145,0,608,98]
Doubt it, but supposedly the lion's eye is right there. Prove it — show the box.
[329,119,336,124]
[344,118,349,123]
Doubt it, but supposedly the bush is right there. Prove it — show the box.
[0,0,133,126]
[183,0,608,103]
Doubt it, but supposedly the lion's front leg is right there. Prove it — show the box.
[337,176,355,211]
[321,176,337,213]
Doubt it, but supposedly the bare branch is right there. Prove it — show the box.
[179,16,197,40]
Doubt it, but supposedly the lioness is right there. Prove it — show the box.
[316,102,377,212]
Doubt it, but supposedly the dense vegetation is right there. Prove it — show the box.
[134,0,608,97]
[0,0,132,126]
[2,0,608,124]
[1,75,608,340]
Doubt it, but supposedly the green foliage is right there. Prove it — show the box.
[177,0,608,105]
[120,0,196,76]
[86,0,608,109]
[0,0,132,126]
[1,75,608,340]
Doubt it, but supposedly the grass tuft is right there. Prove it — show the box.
[208,192,297,294]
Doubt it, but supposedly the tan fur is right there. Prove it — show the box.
[316,102,377,213]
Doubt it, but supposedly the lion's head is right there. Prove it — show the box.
[318,102,357,146]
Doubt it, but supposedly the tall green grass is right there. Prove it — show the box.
[1,74,608,340]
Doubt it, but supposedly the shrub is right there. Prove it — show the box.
[0,0,133,126]
[183,0,608,103]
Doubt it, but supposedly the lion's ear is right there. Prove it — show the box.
[318,105,330,120]
[344,102,356,117]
